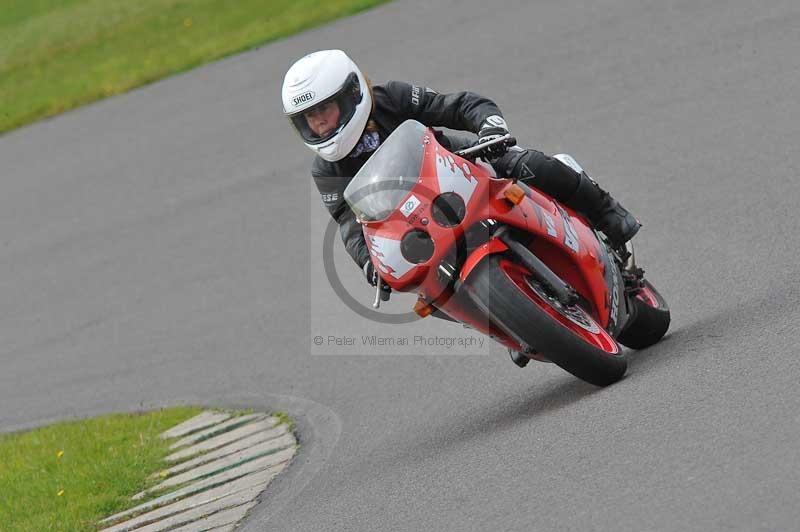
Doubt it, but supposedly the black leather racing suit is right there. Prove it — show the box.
[311,80,584,271]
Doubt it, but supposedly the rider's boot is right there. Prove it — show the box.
[562,172,641,249]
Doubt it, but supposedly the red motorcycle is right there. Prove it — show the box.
[343,120,670,386]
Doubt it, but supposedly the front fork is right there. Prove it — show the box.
[609,239,648,336]
[617,240,647,294]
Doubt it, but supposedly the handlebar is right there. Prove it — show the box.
[454,134,516,159]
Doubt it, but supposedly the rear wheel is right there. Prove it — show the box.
[464,255,626,386]
[618,279,671,349]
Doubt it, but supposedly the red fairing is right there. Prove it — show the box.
[361,128,617,332]
[459,239,508,281]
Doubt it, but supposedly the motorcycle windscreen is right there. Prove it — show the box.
[344,120,427,222]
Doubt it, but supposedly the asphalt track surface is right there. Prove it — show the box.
[2,1,799,530]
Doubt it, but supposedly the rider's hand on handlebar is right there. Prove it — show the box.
[476,115,511,161]
[363,261,392,300]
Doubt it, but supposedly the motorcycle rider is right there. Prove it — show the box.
[282,49,640,289]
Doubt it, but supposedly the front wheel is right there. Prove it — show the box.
[464,254,627,386]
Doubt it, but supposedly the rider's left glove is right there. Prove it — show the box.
[476,115,510,160]
[363,261,392,301]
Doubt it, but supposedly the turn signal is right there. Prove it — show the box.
[504,184,526,205]
[413,298,434,317]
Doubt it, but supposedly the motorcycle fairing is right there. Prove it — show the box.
[356,120,619,329]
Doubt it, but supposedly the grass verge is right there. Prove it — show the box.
[0,407,202,531]
[0,0,388,135]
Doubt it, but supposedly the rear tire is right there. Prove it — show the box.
[464,254,627,386]
[618,279,671,349]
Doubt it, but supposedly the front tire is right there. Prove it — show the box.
[464,254,627,386]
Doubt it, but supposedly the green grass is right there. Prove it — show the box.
[0,407,203,532]
[0,0,388,135]
[274,411,296,430]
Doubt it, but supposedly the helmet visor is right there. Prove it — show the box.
[288,72,363,145]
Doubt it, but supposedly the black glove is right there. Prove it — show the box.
[362,261,392,301]
[476,115,511,160]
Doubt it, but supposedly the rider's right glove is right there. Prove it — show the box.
[363,261,392,301]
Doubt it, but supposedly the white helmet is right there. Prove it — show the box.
[282,50,373,162]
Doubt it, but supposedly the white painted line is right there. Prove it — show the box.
[103,466,278,524]
[100,485,264,532]
[164,502,258,532]
[154,434,296,488]
[160,411,231,440]
[131,464,286,500]
[118,494,259,532]
[100,469,271,529]
[142,446,296,496]
[169,413,267,450]
[165,418,278,462]
[206,525,236,532]
[159,426,293,478]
